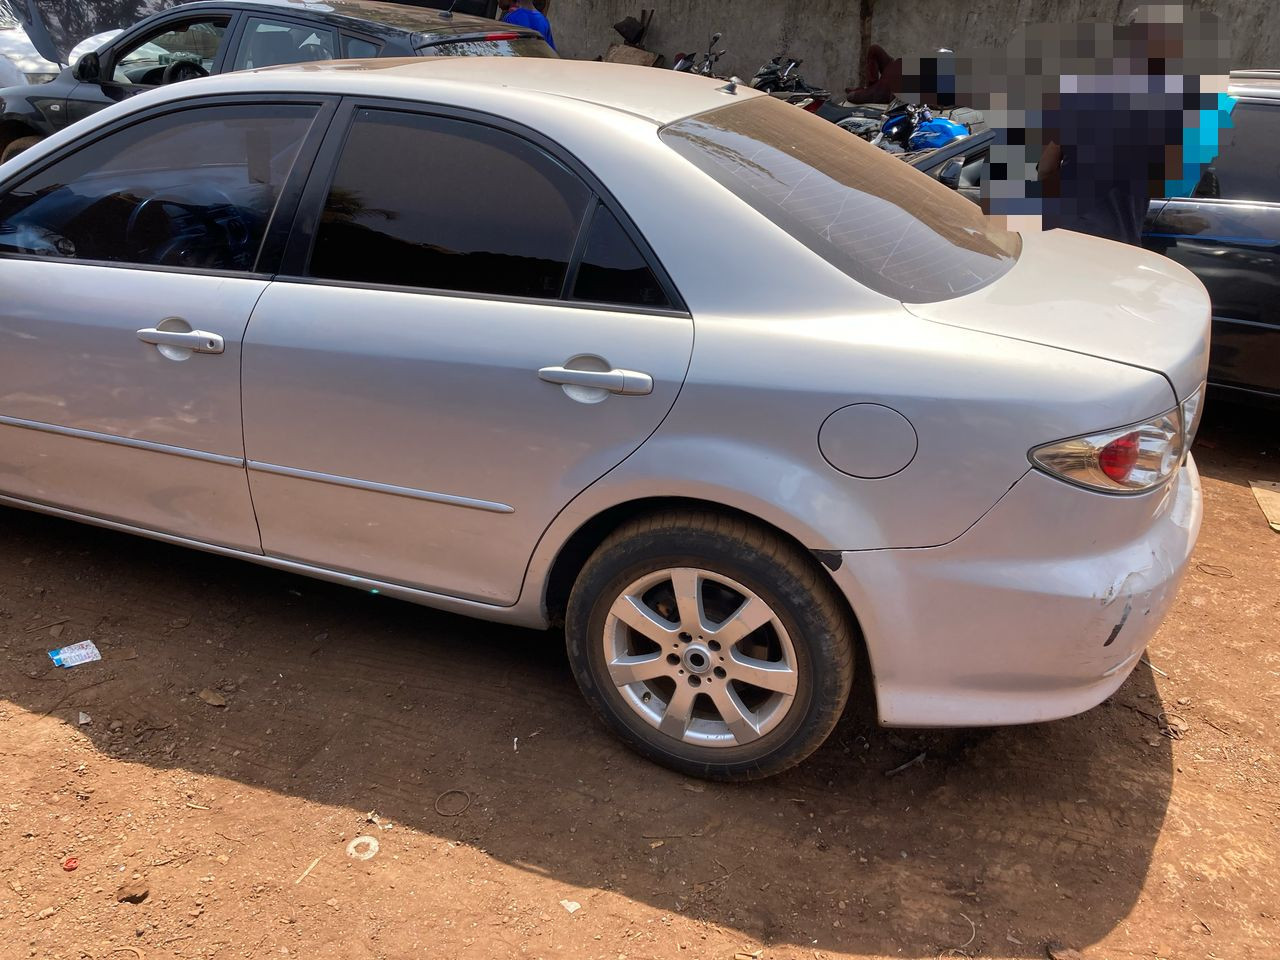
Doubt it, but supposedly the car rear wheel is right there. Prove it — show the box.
[566,511,854,780]
[1,135,42,164]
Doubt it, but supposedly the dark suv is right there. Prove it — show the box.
[0,0,552,162]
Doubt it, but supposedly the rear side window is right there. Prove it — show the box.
[1190,101,1280,204]
[662,98,1020,303]
[308,109,592,299]
[419,36,558,58]
[572,203,669,307]
[0,102,318,271]
[344,36,381,59]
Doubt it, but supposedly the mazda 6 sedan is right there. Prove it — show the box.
[0,58,1206,779]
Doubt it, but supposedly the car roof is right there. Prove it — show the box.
[238,56,760,124]
[174,0,535,42]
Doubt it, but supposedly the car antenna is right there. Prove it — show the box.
[440,0,460,19]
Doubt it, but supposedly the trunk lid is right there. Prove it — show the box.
[17,0,164,65]
[905,228,1210,403]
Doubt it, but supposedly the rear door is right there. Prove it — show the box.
[241,104,692,604]
[226,14,338,71]
[1144,99,1280,399]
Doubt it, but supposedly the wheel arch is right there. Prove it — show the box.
[0,116,42,153]
[541,496,865,644]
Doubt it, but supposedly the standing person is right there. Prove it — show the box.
[496,0,516,19]
[1037,4,1207,245]
[503,0,555,50]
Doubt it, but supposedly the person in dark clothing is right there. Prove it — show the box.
[503,0,554,50]
[1036,8,1190,244]
[846,44,902,104]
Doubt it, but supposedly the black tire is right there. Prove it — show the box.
[1,135,42,164]
[566,510,855,781]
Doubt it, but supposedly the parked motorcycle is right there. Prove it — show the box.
[839,99,969,154]
[749,54,832,112]
[673,31,727,77]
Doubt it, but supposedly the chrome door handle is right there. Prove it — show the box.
[137,327,225,355]
[538,366,653,396]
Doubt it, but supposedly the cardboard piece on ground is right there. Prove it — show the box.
[1249,480,1280,532]
[604,43,660,67]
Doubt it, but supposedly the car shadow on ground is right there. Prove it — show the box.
[1193,394,1280,489]
[0,501,1175,957]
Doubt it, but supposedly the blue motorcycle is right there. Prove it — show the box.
[837,100,969,154]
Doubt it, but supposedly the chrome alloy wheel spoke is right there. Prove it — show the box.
[603,568,799,747]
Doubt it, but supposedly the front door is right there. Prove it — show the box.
[66,14,234,125]
[0,98,324,548]
[242,106,693,604]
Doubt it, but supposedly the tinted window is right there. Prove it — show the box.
[1189,102,1280,204]
[310,110,592,299]
[662,98,1021,303]
[113,19,228,85]
[344,36,381,59]
[572,204,669,307]
[234,17,337,70]
[421,37,558,58]
[0,103,317,271]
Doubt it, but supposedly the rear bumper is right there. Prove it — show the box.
[831,455,1202,727]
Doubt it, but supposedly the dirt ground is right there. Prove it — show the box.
[0,401,1276,960]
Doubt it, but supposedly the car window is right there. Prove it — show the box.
[308,109,592,300]
[234,17,337,71]
[112,18,228,85]
[572,203,669,308]
[0,103,318,271]
[1189,102,1280,204]
[344,36,381,59]
[420,37,558,58]
[662,98,1020,304]
[960,150,987,190]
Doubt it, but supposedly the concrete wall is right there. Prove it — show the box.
[549,0,864,95]
[548,0,1278,96]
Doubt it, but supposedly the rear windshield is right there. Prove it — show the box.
[661,97,1020,303]
[418,36,558,58]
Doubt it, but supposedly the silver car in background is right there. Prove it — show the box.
[0,59,1205,779]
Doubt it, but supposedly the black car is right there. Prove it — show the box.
[907,128,994,207]
[910,82,1280,406]
[1142,73,1280,406]
[0,0,553,162]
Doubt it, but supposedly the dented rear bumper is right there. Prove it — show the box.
[832,455,1202,727]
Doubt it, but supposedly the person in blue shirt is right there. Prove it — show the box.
[503,0,555,50]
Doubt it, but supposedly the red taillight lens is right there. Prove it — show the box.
[1030,409,1185,495]
[803,99,824,113]
[1098,431,1140,483]
[483,32,521,40]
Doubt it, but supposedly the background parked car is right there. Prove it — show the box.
[0,0,58,89]
[911,76,1279,406]
[0,0,554,162]
[1143,72,1280,406]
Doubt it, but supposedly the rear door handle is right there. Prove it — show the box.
[538,366,654,396]
[137,327,225,355]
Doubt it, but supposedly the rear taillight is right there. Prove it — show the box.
[1030,399,1196,495]
[484,32,521,40]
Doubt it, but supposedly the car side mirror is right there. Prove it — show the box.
[73,52,100,82]
[939,157,963,189]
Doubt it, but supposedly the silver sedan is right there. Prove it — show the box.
[0,58,1205,779]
